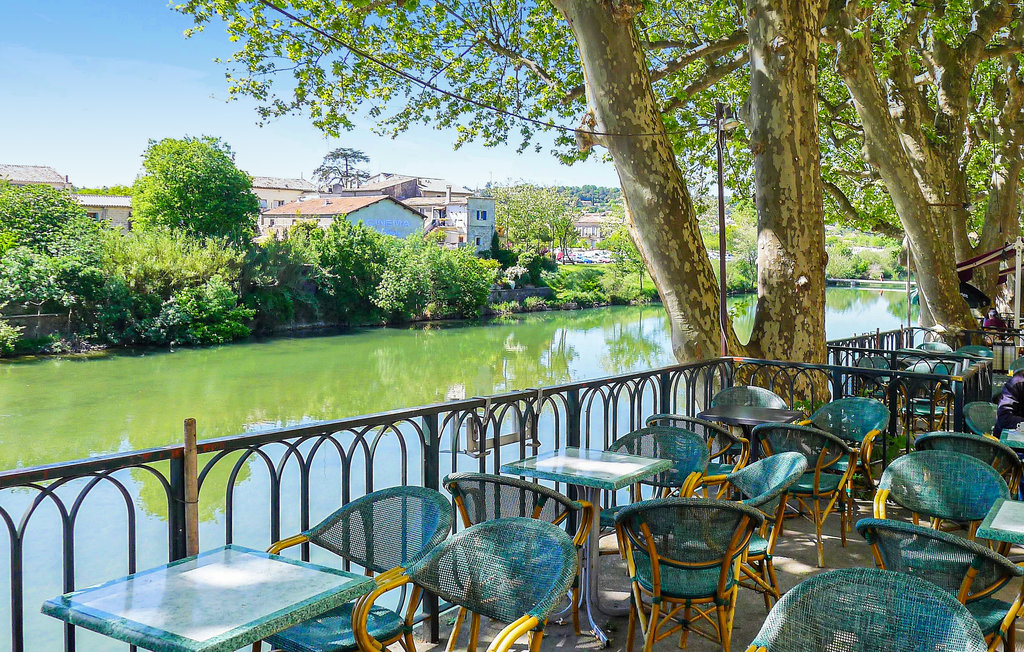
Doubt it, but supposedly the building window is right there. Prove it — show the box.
[275,200,286,208]
[259,199,268,209]
[475,210,488,221]
[268,219,275,227]
[475,237,481,246]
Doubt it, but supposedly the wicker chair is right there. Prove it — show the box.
[958,344,994,359]
[615,498,763,652]
[903,361,954,432]
[744,568,989,652]
[724,452,807,608]
[751,423,856,567]
[358,517,578,652]
[1009,357,1024,373]
[802,397,889,522]
[853,355,890,399]
[599,426,709,530]
[259,486,454,652]
[918,341,955,353]
[874,450,1010,538]
[965,401,999,437]
[914,431,1021,494]
[442,472,591,635]
[857,518,1024,651]
[646,414,748,496]
[711,386,788,409]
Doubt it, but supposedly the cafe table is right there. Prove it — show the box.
[977,498,1024,557]
[501,447,672,646]
[696,405,802,458]
[42,544,374,652]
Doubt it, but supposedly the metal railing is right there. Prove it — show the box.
[0,354,988,652]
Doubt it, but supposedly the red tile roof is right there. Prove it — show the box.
[263,195,390,215]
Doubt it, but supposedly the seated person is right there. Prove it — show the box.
[996,371,1024,436]
[984,308,1008,330]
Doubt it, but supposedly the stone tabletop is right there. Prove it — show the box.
[696,405,803,428]
[978,498,1024,546]
[500,447,672,491]
[1001,429,1024,451]
[42,545,374,652]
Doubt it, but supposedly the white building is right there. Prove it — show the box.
[75,195,132,231]
[259,195,426,239]
[250,176,318,212]
[0,164,72,190]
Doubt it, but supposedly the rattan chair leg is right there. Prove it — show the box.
[626,596,638,651]
[766,559,780,607]
[717,604,731,652]
[571,582,582,635]
[252,643,261,652]
[528,630,544,652]
[467,612,481,652]
[812,499,825,568]
[644,602,661,652]
[680,606,691,648]
[446,608,467,652]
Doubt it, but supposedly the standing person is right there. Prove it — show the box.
[985,308,1008,330]
[996,371,1024,436]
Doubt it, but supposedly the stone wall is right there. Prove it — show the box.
[488,287,554,303]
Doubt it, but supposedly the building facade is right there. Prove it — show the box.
[74,195,132,230]
[0,164,72,189]
[259,195,425,239]
[250,176,318,212]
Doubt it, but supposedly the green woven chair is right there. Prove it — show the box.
[957,344,994,359]
[802,397,889,500]
[259,486,454,652]
[615,498,763,652]
[711,386,788,409]
[442,472,591,635]
[725,452,807,609]
[965,401,999,437]
[874,450,1009,538]
[646,414,749,496]
[751,423,856,568]
[600,426,710,530]
[1010,357,1024,373]
[914,431,1021,494]
[853,355,890,399]
[744,568,989,652]
[360,517,578,652]
[857,518,1024,651]
[918,341,955,353]
[903,361,954,432]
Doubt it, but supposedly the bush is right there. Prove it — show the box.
[147,275,255,345]
[491,300,521,316]
[523,296,548,311]
[0,319,22,356]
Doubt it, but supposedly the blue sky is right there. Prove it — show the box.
[0,1,619,189]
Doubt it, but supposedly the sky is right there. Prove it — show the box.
[0,1,619,190]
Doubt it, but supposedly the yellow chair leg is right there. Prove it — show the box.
[644,602,660,652]
[717,604,732,652]
[468,613,481,652]
[812,499,825,568]
[680,606,691,648]
[571,583,581,635]
[626,597,638,652]
[446,608,467,652]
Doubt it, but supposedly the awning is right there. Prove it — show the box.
[910,281,991,308]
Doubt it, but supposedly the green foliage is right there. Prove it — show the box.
[149,275,255,345]
[0,320,21,356]
[523,296,548,311]
[74,185,133,196]
[491,300,521,317]
[0,182,100,258]
[314,147,370,188]
[492,185,582,254]
[132,136,260,244]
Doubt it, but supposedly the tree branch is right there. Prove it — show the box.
[659,51,747,114]
[824,180,901,238]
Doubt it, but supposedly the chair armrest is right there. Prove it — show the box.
[486,614,541,652]
[573,501,594,548]
[353,571,412,652]
[680,471,704,498]
[266,533,308,555]
[873,488,890,519]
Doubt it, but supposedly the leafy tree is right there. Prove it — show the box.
[175,0,829,364]
[605,223,646,292]
[0,182,99,258]
[313,147,371,189]
[492,185,581,255]
[132,136,260,244]
[74,185,133,196]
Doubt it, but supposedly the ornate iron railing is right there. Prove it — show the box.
[0,355,987,651]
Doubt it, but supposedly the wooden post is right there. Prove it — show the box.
[183,418,200,557]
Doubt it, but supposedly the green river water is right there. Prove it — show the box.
[0,287,917,651]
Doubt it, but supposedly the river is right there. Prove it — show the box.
[0,287,916,470]
[0,286,917,651]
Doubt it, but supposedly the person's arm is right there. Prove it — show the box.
[997,377,1024,429]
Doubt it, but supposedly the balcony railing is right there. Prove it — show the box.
[0,354,990,651]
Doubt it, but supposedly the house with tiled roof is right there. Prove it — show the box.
[74,194,132,231]
[0,164,71,189]
[259,195,426,239]
[249,175,318,212]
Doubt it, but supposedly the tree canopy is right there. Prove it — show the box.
[314,147,371,189]
[132,136,260,244]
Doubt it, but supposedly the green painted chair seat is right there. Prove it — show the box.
[705,461,736,478]
[791,471,842,496]
[967,597,1016,636]
[264,597,404,652]
[746,533,769,558]
[633,558,739,599]
[910,399,947,416]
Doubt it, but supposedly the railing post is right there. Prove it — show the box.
[168,452,188,562]
[885,377,899,465]
[953,379,966,432]
[420,413,441,644]
[831,369,844,401]
[566,388,582,449]
[658,372,672,415]
[183,419,200,557]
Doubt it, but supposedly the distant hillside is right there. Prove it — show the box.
[558,185,622,212]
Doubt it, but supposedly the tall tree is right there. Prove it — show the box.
[133,136,260,244]
[314,147,371,189]
[822,1,1024,332]
[177,0,829,362]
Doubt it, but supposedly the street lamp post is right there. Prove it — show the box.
[716,102,728,357]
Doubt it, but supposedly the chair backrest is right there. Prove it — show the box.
[1011,356,1024,373]
[956,345,993,359]
[443,472,581,532]
[878,450,1009,522]
[726,452,807,517]
[807,397,889,444]
[404,517,577,623]
[855,355,890,370]
[908,359,955,376]
[747,568,988,651]
[607,426,710,489]
[913,431,1021,486]
[918,341,954,353]
[645,414,742,461]
[751,423,853,487]
[856,518,1022,601]
[711,385,787,409]
[964,401,998,436]
[305,485,454,574]
[615,498,763,597]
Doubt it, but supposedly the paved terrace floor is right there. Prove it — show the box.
[413,496,1024,652]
